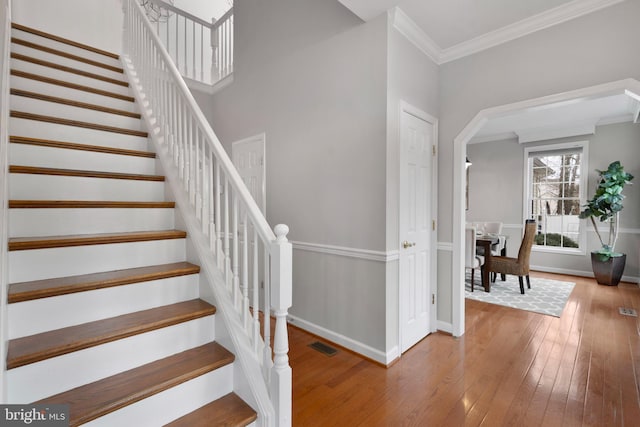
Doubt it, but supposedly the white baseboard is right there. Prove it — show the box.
[437,320,453,334]
[531,265,640,285]
[286,314,397,365]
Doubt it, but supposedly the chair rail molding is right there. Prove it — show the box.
[291,240,398,262]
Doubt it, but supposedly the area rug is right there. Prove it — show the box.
[465,272,575,317]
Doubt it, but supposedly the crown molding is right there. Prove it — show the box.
[439,0,625,63]
[389,7,440,64]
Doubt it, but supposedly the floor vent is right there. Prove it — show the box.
[309,341,338,357]
[619,307,638,317]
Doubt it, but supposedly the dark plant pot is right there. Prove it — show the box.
[591,252,626,286]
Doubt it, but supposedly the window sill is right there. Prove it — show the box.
[532,246,586,256]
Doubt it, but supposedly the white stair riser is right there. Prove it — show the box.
[10,75,138,114]
[9,274,200,338]
[8,239,186,283]
[6,316,216,403]
[11,59,131,97]
[9,144,155,176]
[10,174,165,202]
[85,365,234,427]
[11,29,123,69]
[10,94,144,131]
[9,208,174,237]
[11,42,124,82]
[9,117,148,151]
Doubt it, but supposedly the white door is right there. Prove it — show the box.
[232,134,265,213]
[399,110,434,353]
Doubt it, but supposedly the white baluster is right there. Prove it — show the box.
[211,17,219,83]
[252,227,260,353]
[242,212,249,331]
[232,194,239,309]
[223,176,231,290]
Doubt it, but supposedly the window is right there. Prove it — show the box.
[524,142,588,253]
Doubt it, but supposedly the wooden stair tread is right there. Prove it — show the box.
[12,23,120,60]
[9,200,174,208]
[9,262,200,303]
[9,165,163,181]
[11,52,128,86]
[10,90,141,119]
[10,111,147,137]
[10,135,152,157]
[165,393,257,427]
[11,37,123,73]
[35,342,232,426]
[7,299,216,369]
[8,229,187,251]
[11,70,134,102]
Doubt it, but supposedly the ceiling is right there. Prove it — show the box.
[338,0,638,143]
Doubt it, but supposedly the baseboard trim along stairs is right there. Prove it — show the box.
[4,22,257,426]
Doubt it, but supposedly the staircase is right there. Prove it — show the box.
[4,23,257,426]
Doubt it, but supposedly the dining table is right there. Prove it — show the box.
[475,234,506,292]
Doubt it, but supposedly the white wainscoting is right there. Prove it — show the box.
[291,240,398,262]
[287,314,399,365]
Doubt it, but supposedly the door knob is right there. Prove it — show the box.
[402,241,416,249]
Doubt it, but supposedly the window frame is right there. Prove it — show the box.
[523,141,589,255]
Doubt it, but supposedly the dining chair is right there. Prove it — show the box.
[465,226,485,292]
[483,221,506,281]
[486,220,536,294]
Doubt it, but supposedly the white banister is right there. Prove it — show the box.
[122,1,291,425]
[139,0,233,86]
[0,0,11,404]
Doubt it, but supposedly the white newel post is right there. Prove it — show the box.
[270,224,292,427]
[210,17,220,83]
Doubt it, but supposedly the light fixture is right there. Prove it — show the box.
[465,157,472,169]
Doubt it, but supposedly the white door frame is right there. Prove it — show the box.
[231,133,266,213]
[451,78,640,337]
[398,101,438,353]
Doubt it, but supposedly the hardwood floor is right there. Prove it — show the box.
[290,272,640,426]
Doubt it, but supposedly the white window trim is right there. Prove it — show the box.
[523,140,589,255]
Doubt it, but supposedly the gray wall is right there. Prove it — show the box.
[437,0,640,323]
[467,122,639,281]
[11,0,123,53]
[207,0,392,358]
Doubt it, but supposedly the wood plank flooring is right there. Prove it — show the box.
[289,272,640,426]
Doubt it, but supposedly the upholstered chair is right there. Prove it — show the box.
[465,226,485,292]
[486,220,536,294]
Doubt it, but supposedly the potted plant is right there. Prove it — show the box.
[579,161,634,285]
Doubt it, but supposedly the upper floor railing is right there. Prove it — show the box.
[140,0,233,86]
[123,0,290,425]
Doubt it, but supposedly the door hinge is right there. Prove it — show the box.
[432,294,435,304]
[432,145,436,156]
[432,220,436,231]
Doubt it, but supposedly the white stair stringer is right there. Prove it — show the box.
[6,315,216,403]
